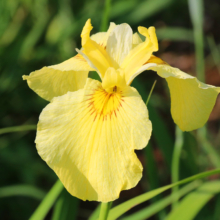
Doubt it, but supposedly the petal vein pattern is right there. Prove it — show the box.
[149,64,220,131]
[106,23,133,66]
[121,26,158,84]
[36,78,152,202]
[23,55,91,101]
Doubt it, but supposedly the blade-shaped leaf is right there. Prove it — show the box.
[121,181,201,220]
[0,185,45,200]
[107,169,220,220]
[29,180,63,220]
[166,181,220,220]
[52,188,79,220]
[0,125,36,135]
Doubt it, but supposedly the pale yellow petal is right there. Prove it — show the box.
[102,68,127,92]
[121,26,158,83]
[132,32,143,48]
[106,23,133,65]
[50,54,93,71]
[35,78,152,202]
[149,64,220,131]
[127,55,167,84]
[80,19,114,78]
[91,22,116,47]
[23,55,89,101]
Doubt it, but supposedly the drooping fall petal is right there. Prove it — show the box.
[149,63,220,131]
[35,78,152,202]
[22,55,91,101]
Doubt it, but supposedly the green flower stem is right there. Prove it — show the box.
[99,202,112,220]
[171,126,184,209]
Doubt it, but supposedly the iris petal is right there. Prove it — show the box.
[80,19,114,78]
[121,26,158,84]
[149,63,220,131]
[36,78,152,202]
[22,55,90,101]
[106,23,133,65]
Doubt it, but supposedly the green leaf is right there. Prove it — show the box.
[124,0,173,24]
[52,188,79,220]
[107,169,220,220]
[29,180,63,220]
[156,27,194,42]
[0,125,36,135]
[144,142,160,190]
[197,127,220,168]
[148,104,174,168]
[207,35,220,74]
[121,181,201,220]
[89,205,101,220]
[0,185,45,200]
[166,181,220,220]
[171,126,184,209]
[214,194,220,220]
[100,0,112,31]
[144,142,166,219]
[188,0,205,82]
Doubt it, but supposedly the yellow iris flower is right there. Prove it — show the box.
[23,19,220,202]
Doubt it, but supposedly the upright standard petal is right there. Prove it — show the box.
[121,26,158,84]
[23,55,91,101]
[91,22,116,47]
[132,32,143,48]
[36,78,152,202]
[127,55,167,85]
[106,24,133,66]
[149,63,220,131]
[80,19,115,78]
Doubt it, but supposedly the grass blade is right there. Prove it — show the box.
[0,185,45,200]
[89,205,101,220]
[52,188,79,220]
[188,0,205,82]
[107,169,220,220]
[156,27,194,42]
[166,181,220,220]
[125,0,173,24]
[213,194,220,220]
[207,36,220,74]
[144,142,166,219]
[146,80,157,106]
[148,104,174,168]
[171,126,184,209]
[144,142,160,191]
[100,0,112,31]
[0,125,36,135]
[29,180,63,220]
[197,127,220,168]
[121,181,201,220]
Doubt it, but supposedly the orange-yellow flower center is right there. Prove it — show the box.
[87,86,123,120]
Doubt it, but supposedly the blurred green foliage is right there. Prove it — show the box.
[1,0,220,219]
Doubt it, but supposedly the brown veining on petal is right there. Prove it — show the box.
[86,86,123,120]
